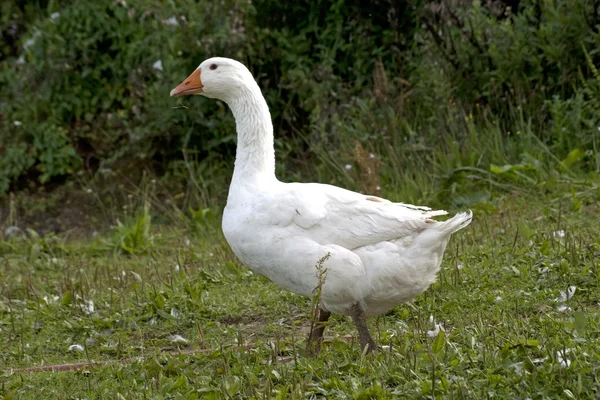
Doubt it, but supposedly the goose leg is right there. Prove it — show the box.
[349,303,377,353]
[306,308,331,356]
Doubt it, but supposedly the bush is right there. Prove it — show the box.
[0,0,598,201]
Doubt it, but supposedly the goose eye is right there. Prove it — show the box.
[210,64,218,70]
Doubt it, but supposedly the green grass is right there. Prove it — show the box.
[0,190,599,399]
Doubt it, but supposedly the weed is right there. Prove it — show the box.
[108,202,154,255]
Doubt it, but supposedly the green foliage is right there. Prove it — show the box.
[0,0,599,202]
[108,202,153,254]
[187,206,216,234]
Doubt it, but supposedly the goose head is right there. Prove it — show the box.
[170,57,255,103]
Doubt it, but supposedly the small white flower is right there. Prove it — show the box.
[375,186,381,191]
[174,264,180,272]
[553,230,565,238]
[344,164,352,170]
[170,308,180,318]
[50,12,60,21]
[369,153,375,159]
[86,188,93,194]
[13,120,22,126]
[51,257,58,263]
[457,263,464,270]
[167,334,188,343]
[184,237,190,246]
[152,60,163,71]
[162,16,179,26]
[495,296,502,302]
[68,344,85,352]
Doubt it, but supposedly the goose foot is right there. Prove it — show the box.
[349,303,377,354]
[306,307,331,356]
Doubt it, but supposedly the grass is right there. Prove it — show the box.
[0,187,599,399]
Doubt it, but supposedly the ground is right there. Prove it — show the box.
[0,190,599,399]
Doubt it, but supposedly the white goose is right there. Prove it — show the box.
[171,57,472,354]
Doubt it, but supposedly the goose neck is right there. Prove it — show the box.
[228,85,276,186]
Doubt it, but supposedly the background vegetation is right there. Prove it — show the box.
[1,0,598,216]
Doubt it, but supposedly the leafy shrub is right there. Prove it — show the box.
[0,0,598,202]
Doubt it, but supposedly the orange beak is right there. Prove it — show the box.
[170,69,203,97]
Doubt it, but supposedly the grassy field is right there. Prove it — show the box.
[1,1,599,398]
[0,187,599,399]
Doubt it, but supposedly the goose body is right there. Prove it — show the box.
[171,57,472,351]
